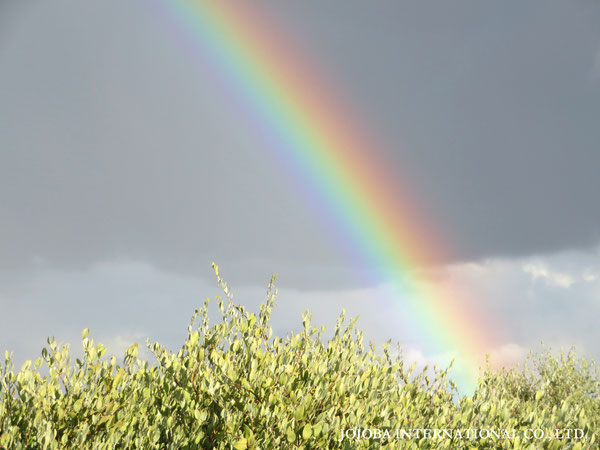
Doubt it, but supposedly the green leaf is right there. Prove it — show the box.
[294,405,305,421]
[313,423,322,437]
[233,438,247,450]
[286,428,296,443]
[302,424,312,440]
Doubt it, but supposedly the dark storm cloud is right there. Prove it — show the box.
[0,0,342,284]
[266,0,600,261]
[1,0,599,289]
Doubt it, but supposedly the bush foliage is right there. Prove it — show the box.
[1,265,599,449]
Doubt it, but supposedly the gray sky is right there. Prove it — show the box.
[1,0,599,379]
[272,0,600,262]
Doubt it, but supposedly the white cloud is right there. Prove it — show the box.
[488,343,529,369]
[522,263,575,288]
[583,270,598,283]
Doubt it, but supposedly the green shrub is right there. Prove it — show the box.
[1,264,598,448]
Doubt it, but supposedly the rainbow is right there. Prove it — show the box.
[159,0,500,391]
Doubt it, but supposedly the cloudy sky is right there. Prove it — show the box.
[1,0,599,382]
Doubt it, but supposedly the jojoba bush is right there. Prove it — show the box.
[1,264,598,449]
